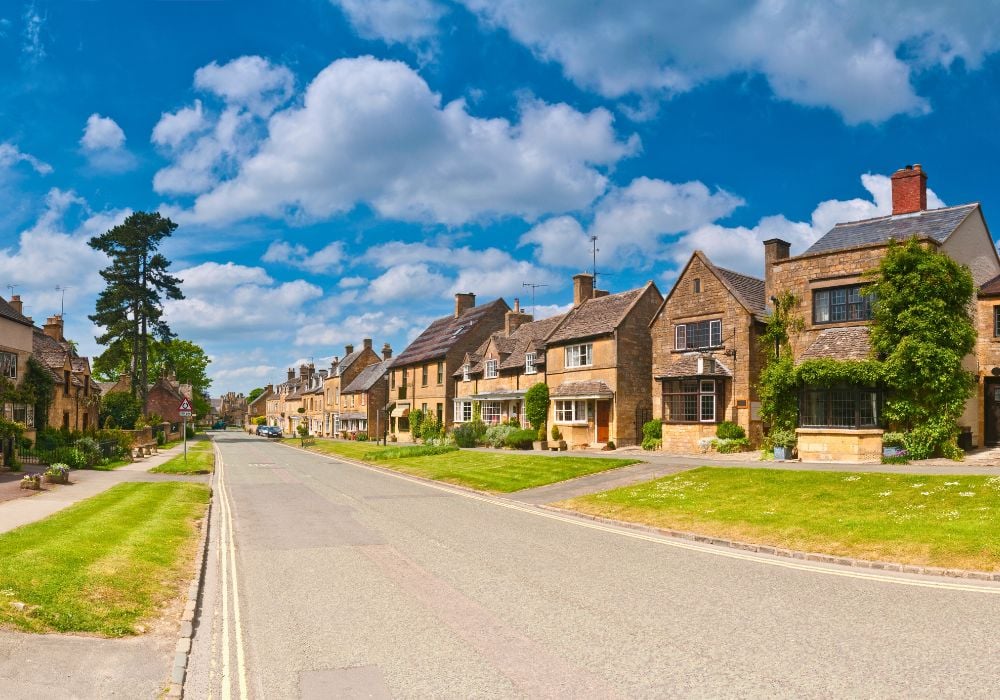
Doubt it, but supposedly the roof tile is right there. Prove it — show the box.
[804,203,978,255]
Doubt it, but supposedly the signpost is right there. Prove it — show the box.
[179,397,193,461]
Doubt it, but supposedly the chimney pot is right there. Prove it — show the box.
[363,338,372,350]
[890,163,927,215]
[345,344,354,356]
[287,368,295,380]
[454,292,476,318]
[8,295,23,315]
[43,315,64,342]
[382,343,393,360]
[572,273,595,307]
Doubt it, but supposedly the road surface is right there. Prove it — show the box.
[187,432,1000,698]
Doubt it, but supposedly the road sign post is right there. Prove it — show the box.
[178,397,193,461]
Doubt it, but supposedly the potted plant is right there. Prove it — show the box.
[550,424,567,451]
[770,428,797,460]
[532,424,548,451]
[20,473,41,490]
[43,463,70,484]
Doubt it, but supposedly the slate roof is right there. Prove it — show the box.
[979,273,1000,297]
[339,411,366,421]
[343,361,389,393]
[0,298,32,327]
[550,379,614,398]
[654,354,733,379]
[804,203,978,255]
[32,329,70,383]
[546,286,648,345]
[798,326,872,363]
[456,313,567,377]
[337,348,367,375]
[98,381,117,394]
[392,298,509,367]
[715,267,766,316]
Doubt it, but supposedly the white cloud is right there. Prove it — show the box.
[294,310,418,347]
[338,276,367,288]
[458,1,1000,123]
[520,176,742,271]
[261,240,345,274]
[152,100,209,149]
[162,56,637,226]
[332,0,444,45]
[193,55,294,116]
[80,114,136,172]
[21,3,44,62]
[0,142,52,174]
[367,263,448,304]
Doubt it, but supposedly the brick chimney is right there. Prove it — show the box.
[891,164,927,215]
[504,298,533,336]
[287,368,295,381]
[43,315,64,342]
[763,239,791,304]
[382,343,393,361]
[363,338,372,351]
[454,292,476,318]
[8,295,23,315]
[344,344,354,357]
[573,273,595,307]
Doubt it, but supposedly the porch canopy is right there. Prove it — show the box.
[654,353,732,380]
[550,379,614,400]
[390,403,410,418]
[469,389,526,401]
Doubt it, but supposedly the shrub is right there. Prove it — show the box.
[485,424,518,448]
[642,419,662,442]
[99,392,142,430]
[766,427,797,449]
[716,421,746,440]
[524,382,549,430]
[712,437,751,454]
[420,414,443,442]
[504,428,537,449]
[185,423,196,439]
[408,409,425,439]
[59,448,88,469]
[537,426,546,441]
[96,428,134,459]
[641,437,661,451]
[156,431,166,446]
[881,431,906,448]
[356,432,369,442]
[75,437,101,467]
[605,440,616,450]
[550,424,562,441]
[452,420,486,447]
[254,416,267,426]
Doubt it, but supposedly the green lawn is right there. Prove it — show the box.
[284,438,639,492]
[0,482,210,636]
[150,437,214,474]
[560,468,1000,571]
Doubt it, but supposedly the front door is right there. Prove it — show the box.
[985,379,1000,445]
[596,401,610,443]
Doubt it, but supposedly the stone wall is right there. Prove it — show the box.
[796,428,882,462]
[613,284,663,446]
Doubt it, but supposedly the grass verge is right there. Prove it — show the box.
[283,438,639,492]
[151,438,214,475]
[559,467,1000,571]
[0,481,210,636]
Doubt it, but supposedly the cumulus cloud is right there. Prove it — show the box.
[458,1,1000,123]
[152,100,209,149]
[159,56,637,226]
[332,0,444,45]
[520,176,743,271]
[0,142,52,174]
[80,113,135,172]
[294,310,421,347]
[193,55,295,115]
[261,240,345,274]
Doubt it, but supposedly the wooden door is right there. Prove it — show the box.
[596,401,610,443]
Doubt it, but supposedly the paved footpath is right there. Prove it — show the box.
[0,442,211,699]
[188,432,1000,698]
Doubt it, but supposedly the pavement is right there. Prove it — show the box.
[187,432,1000,698]
[0,441,212,699]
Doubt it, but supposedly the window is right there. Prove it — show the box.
[674,320,721,350]
[995,306,1000,337]
[485,359,498,378]
[662,379,721,423]
[436,361,444,384]
[391,371,395,389]
[462,363,470,382]
[0,351,15,379]
[800,386,879,428]
[422,365,428,386]
[454,400,473,422]
[421,402,428,414]
[525,352,537,375]
[63,370,70,396]
[693,278,701,293]
[813,285,874,324]
[482,401,501,424]
[4,402,34,428]
[555,399,589,423]
[436,403,443,422]
[564,343,593,368]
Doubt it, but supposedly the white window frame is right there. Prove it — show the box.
[462,363,470,382]
[481,401,501,424]
[564,343,593,368]
[675,320,722,350]
[699,380,716,422]
[525,352,537,375]
[453,400,473,423]
[485,359,498,378]
[555,399,590,424]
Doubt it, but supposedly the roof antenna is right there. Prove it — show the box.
[6,284,16,299]
[522,282,549,317]
[590,235,599,289]
[55,285,70,317]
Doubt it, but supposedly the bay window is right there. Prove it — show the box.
[454,400,473,423]
[481,401,501,424]
[555,399,590,424]
[663,379,722,423]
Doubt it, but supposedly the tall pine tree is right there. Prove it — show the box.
[89,212,184,412]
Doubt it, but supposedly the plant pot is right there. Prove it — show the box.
[774,446,789,461]
[532,440,548,451]
[44,474,68,484]
[549,440,568,451]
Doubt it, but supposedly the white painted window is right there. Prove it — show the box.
[674,320,721,350]
[564,343,593,368]
[462,363,470,382]
[485,359,498,378]
[525,352,537,375]
[482,401,501,424]
[699,380,716,422]
[555,399,589,424]
[453,400,473,422]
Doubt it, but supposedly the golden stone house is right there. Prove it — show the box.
[650,252,767,452]
[339,357,391,439]
[1,295,37,440]
[32,314,100,432]
[388,293,509,440]
[454,299,565,425]
[245,384,272,427]
[268,365,312,434]
[322,340,385,437]
[543,274,662,448]
[767,164,1000,460]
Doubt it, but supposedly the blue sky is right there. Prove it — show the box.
[3,1,1000,394]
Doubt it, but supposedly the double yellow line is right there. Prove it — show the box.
[215,443,250,699]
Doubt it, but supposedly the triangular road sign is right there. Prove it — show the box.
[179,398,192,412]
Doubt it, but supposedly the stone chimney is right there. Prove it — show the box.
[363,338,372,351]
[382,343,393,361]
[504,297,533,336]
[891,164,927,215]
[763,239,791,306]
[344,344,354,356]
[43,315,64,342]
[8,295,23,315]
[287,368,295,381]
[573,273,595,307]
[454,292,476,318]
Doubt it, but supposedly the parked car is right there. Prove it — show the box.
[255,425,267,436]
[264,426,282,438]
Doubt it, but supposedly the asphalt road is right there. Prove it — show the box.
[187,433,1000,698]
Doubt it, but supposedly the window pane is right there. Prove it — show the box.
[700,394,715,422]
[710,320,722,347]
[830,288,847,322]
[814,291,829,322]
[675,325,686,350]
[700,380,715,393]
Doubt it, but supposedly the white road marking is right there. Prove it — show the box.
[215,442,250,699]
[280,442,1000,596]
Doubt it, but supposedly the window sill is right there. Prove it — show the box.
[670,345,724,354]
[555,421,590,426]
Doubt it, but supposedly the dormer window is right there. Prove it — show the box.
[485,359,498,378]
[525,352,537,375]
[462,363,470,382]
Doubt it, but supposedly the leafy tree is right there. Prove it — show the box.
[247,387,265,403]
[23,357,55,430]
[867,239,976,458]
[89,212,184,412]
[100,392,143,430]
[524,382,549,431]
